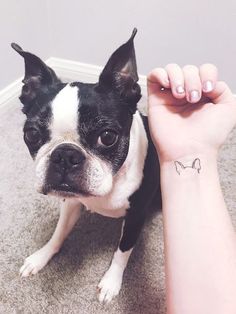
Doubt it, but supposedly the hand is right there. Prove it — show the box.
[147,64,236,162]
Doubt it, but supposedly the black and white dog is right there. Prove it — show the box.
[11,28,161,303]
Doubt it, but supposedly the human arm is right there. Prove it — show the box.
[147,64,236,314]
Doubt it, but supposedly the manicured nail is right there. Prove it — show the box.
[203,80,213,92]
[176,85,185,94]
[190,90,199,102]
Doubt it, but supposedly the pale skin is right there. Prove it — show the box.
[147,64,236,314]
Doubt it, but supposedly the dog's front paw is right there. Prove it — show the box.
[19,243,58,277]
[97,266,123,303]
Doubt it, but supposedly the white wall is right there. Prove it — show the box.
[47,0,236,91]
[1,0,236,91]
[0,0,50,90]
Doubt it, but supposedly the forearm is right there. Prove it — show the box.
[161,153,236,314]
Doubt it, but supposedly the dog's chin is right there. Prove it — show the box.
[39,183,94,199]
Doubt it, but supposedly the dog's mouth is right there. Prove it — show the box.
[41,183,93,198]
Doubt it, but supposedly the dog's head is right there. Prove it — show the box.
[11,29,141,198]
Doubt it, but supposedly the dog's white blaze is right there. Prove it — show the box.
[51,84,79,138]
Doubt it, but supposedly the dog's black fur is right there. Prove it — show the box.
[12,28,161,299]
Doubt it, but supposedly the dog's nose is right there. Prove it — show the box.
[51,144,85,168]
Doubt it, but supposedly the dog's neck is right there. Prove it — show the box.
[78,110,148,217]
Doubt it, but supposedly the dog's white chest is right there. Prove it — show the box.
[79,165,132,217]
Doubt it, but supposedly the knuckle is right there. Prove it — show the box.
[153,67,164,72]
[147,67,163,79]
[153,67,166,76]
[165,63,180,71]
[200,63,218,73]
[183,64,199,72]
[200,63,217,69]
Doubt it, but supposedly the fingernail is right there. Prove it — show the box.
[190,90,199,102]
[176,85,185,94]
[203,80,213,92]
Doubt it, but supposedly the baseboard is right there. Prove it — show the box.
[0,78,22,112]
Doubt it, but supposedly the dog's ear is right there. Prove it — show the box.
[11,43,60,114]
[174,161,185,175]
[192,158,201,173]
[97,28,141,110]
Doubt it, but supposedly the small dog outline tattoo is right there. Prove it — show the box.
[174,158,201,175]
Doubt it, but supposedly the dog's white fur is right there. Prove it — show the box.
[21,84,148,303]
[51,84,80,139]
[98,247,133,303]
[98,221,133,303]
[20,199,82,277]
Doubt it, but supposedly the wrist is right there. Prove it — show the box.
[160,152,222,217]
[160,152,219,182]
[158,150,218,168]
[152,135,219,166]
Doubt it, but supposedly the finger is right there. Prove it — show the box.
[199,63,218,93]
[183,65,202,103]
[147,68,170,88]
[206,81,235,104]
[165,63,185,99]
[147,68,170,96]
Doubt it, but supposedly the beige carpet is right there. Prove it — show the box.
[0,100,236,314]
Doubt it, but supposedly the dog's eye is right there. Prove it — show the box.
[98,131,118,147]
[25,128,41,144]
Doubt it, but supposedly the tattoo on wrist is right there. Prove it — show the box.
[174,158,201,175]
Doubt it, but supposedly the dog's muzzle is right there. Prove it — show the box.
[44,143,86,194]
